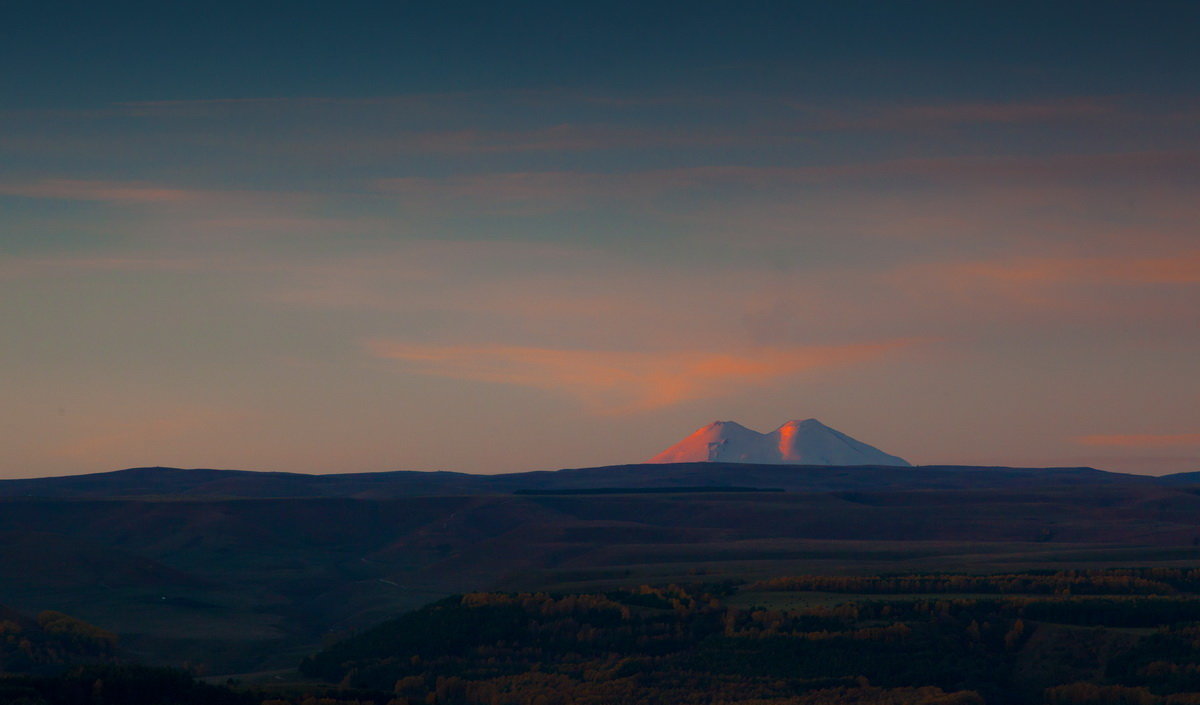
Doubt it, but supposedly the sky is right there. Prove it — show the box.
[2,1,1198,478]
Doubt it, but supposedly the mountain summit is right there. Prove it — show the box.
[648,419,911,467]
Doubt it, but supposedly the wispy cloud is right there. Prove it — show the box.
[826,97,1121,130]
[365,340,915,414]
[913,252,1200,288]
[0,256,214,279]
[0,179,202,204]
[754,150,1200,187]
[372,149,1200,215]
[112,89,650,115]
[341,123,778,156]
[1074,433,1200,448]
[110,92,1132,129]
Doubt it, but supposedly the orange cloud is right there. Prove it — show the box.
[365,340,914,414]
[1074,433,1200,448]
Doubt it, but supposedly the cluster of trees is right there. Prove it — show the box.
[293,570,1200,705]
[0,665,255,705]
[751,570,1200,596]
[251,683,983,705]
[0,609,117,674]
[1015,597,1200,628]
[297,585,1032,704]
[1046,683,1200,705]
[790,595,1200,631]
[11,570,1200,704]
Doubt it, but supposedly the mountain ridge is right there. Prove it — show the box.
[0,461,1174,499]
[649,418,912,466]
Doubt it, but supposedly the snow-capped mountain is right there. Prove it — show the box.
[648,419,911,467]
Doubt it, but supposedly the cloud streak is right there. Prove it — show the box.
[372,149,1200,216]
[365,340,915,414]
[825,97,1121,130]
[1074,433,1200,448]
[909,252,1200,289]
[0,179,202,204]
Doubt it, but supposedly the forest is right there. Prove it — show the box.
[9,569,1200,705]
[291,572,1200,705]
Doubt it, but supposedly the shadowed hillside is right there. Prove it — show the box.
[0,463,1170,499]
[5,469,1200,675]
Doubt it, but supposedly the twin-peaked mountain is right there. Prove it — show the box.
[648,419,911,467]
[13,414,1190,501]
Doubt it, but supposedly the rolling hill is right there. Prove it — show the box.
[2,461,1199,676]
[0,461,1170,499]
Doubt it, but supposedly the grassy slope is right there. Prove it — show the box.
[3,483,1200,675]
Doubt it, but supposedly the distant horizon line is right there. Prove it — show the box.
[1,460,1188,483]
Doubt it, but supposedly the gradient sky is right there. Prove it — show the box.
[3,1,1198,478]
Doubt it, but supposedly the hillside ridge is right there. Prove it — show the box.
[0,461,1170,499]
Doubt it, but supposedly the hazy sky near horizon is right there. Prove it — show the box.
[2,1,1199,478]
